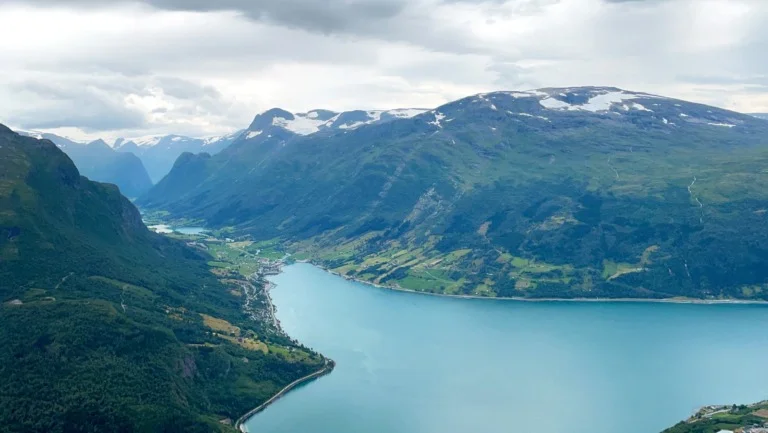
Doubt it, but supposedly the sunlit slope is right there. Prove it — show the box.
[141,87,768,299]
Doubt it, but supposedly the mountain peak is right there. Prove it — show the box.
[87,138,111,149]
[244,107,429,137]
[425,86,754,131]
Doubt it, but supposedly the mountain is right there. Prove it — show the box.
[115,132,244,183]
[137,107,428,202]
[0,125,324,432]
[752,113,768,120]
[244,107,429,137]
[140,86,768,301]
[17,131,153,198]
[112,108,427,183]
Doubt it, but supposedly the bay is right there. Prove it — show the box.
[245,263,768,433]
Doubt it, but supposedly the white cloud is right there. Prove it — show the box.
[1,0,768,141]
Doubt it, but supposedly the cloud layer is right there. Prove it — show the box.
[2,0,767,140]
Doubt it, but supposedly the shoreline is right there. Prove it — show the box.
[234,360,335,432]
[234,268,335,432]
[233,257,766,430]
[302,262,768,306]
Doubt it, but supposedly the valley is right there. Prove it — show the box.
[5,2,768,432]
[140,88,768,302]
[6,87,768,433]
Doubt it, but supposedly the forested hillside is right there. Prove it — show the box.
[17,132,153,197]
[0,125,324,432]
[141,87,768,300]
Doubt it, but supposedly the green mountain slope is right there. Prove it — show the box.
[70,139,154,198]
[0,125,324,432]
[662,401,768,433]
[18,132,154,197]
[115,132,243,183]
[140,87,768,300]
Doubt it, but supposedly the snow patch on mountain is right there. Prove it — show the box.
[632,103,653,112]
[428,112,446,128]
[246,130,263,139]
[255,107,429,135]
[536,89,665,113]
[272,114,327,135]
[202,130,244,146]
[384,108,429,118]
[129,135,165,147]
[579,91,639,112]
[508,111,550,122]
[338,121,366,130]
[540,97,573,110]
[22,131,45,140]
[366,111,383,122]
[506,92,537,98]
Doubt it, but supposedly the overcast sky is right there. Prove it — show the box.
[2,0,767,141]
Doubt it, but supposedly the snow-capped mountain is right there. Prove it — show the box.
[140,85,768,303]
[243,107,430,139]
[423,86,759,131]
[17,131,82,149]
[114,131,244,182]
[15,130,152,197]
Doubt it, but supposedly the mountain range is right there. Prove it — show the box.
[0,124,324,432]
[18,132,153,198]
[14,107,429,193]
[114,132,244,183]
[140,86,768,301]
[113,107,427,183]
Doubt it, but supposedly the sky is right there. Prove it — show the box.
[1,0,767,141]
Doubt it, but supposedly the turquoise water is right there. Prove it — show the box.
[174,226,207,235]
[245,263,768,433]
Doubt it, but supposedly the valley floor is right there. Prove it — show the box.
[152,223,768,433]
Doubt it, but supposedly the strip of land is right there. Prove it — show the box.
[316,264,768,305]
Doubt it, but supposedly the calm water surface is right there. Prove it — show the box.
[245,263,768,433]
[174,226,207,235]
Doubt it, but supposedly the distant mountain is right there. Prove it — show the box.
[142,106,428,202]
[752,113,768,120]
[141,86,768,301]
[244,107,429,137]
[0,124,323,432]
[17,131,153,197]
[114,131,244,183]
